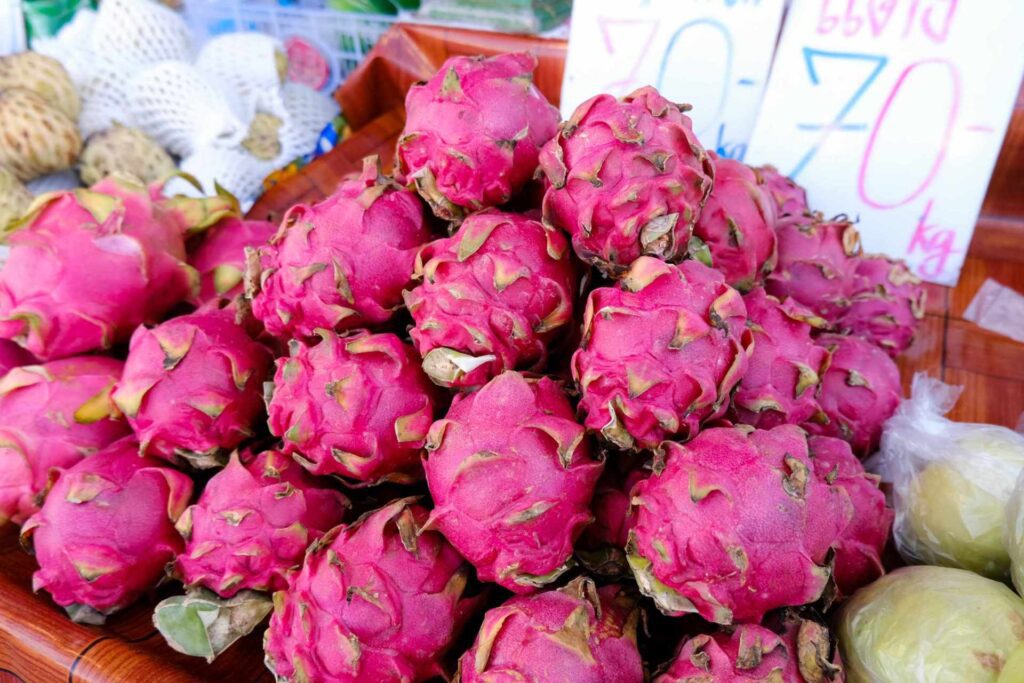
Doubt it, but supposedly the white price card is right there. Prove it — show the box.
[746,0,1024,285]
[560,0,786,160]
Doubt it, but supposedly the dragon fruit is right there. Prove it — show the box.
[539,86,714,276]
[757,164,809,218]
[0,356,129,526]
[628,425,845,624]
[20,438,193,624]
[263,498,478,682]
[837,254,926,357]
[404,209,576,389]
[730,287,828,429]
[173,449,348,596]
[656,616,843,682]
[267,330,438,484]
[112,309,272,468]
[0,338,32,375]
[455,577,643,683]
[766,215,862,323]
[572,256,750,450]
[809,435,892,596]
[577,457,650,578]
[805,333,902,456]
[395,52,559,221]
[189,216,276,305]
[247,156,430,341]
[155,450,349,662]
[691,155,777,291]
[423,371,602,593]
[0,177,233,360]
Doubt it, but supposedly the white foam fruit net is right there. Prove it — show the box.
[29,0,339,203]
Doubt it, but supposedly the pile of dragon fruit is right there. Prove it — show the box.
[0,52,929,681]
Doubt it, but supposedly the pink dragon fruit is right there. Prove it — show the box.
[20,438,193,624]
[810,435,893,596]
[173,450,348,596]
[263,498,479,682]
[267,330,438,484]
[804,333,902,456]
[656,615,844,682]
[757,164,809,218]
[0,339,33,376]
[0,177,233,360]
[188,216,276,305]
[539,86,714,276]
[729,287,828,429]
[0,356,129,526]
[577,457,650,578]
[112,309,272,468]
[395,52,560,221]
[404,209,576,389]
[837,254,926,357]
[247,156,430,341]
[580,457,649,551]
[691,155,777,291]
[628,425,845,624]
[766,215,862,323]
[572,256,750,450]
[155,449,350,661]
[455,577,643,683]
[423,371,602,594]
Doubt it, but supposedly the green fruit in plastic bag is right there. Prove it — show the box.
[1006,470,1024,595]
[900,430,1024,580]
[839,566,1024,683]
[998,646,1024,683]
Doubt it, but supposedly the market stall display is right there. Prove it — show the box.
[1,8,1024,683]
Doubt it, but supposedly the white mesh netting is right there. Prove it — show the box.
[28,0,339,202]
[126,61,248,157]
[195,33,287,124]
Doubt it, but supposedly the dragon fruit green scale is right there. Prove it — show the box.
[20,438,193,624]
[396,52,560,221]
[173,450,349,597]
[455,577,643,683]
[404,209,576,390]
[247,156,430,341]
[0,177,227,360]
[267,330,438,484]
[113,309,273,468]
[263,498,479,683]
[424,371,602,594]
[0,356,129,526]
[539,86,714,277]
[572,256,750,451]
[628,425,845,624]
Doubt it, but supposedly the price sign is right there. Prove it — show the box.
[747,0,1024,285]
[560,0,786,160]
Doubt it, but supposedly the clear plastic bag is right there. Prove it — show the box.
[873,373,1024,581]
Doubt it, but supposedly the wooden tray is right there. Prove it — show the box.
[3,21,1024,683]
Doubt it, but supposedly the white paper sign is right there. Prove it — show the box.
[561,0,786,160]
[747,0,1024,285]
